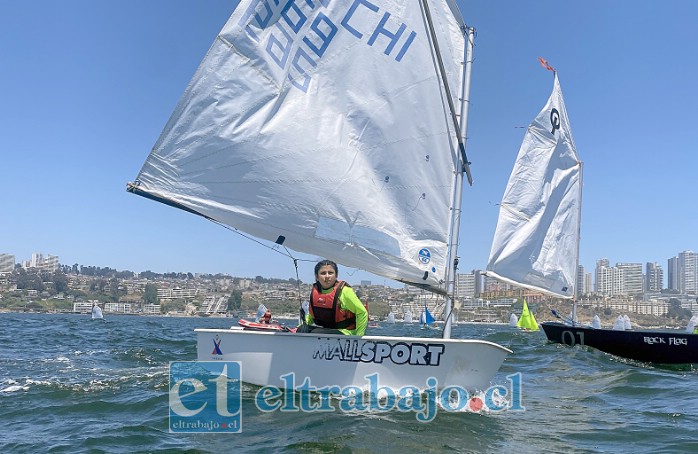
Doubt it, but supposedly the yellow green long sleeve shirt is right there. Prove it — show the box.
[305,284,368,336]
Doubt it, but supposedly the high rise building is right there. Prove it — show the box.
[576,265,587,295]
[583,272,592,296]
[595,259,613,295]
[645,262,663,292]
[594,259,623,296]
[676,251,698,294]
[667,256,679,291]
[616,263,643,295]
[455,270,482,299]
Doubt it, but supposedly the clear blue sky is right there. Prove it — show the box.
[2,1,696,286]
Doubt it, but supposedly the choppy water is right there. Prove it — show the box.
[1,312,696,453]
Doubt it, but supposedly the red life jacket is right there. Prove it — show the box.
[309,280,356,330]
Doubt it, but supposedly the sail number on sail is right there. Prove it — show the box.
[313,338,445,366]
[238,0,417,92]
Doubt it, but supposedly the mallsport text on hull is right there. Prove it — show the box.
[198,328,511,391]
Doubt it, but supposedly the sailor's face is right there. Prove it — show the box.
[316,265,337,290]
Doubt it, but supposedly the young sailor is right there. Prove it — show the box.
[260,309,272,324]
[299,260,368,336]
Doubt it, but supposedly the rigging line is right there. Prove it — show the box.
[220,228,310,322]
[419,0,473,185]
[211,220,294,258]
[211,220,313,267]
[290,256,304,312]
[126,183,317,278]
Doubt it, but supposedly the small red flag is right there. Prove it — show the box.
[538,57,556,72]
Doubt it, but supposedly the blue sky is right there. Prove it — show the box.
[1,1,697,286]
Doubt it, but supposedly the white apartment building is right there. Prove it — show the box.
[142,304,161,314]
[455,271,482,299]
[24,253,60,273]
[616,263,643,295]
[595,260,644,296]
[157,287,199,300]
[104,302,134,313]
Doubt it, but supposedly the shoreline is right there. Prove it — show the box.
[0,309,690,331]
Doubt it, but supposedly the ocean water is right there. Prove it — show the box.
[1,312,696,453]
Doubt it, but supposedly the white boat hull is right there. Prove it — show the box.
[196,328,511,392]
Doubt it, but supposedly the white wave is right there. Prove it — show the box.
[0,384,29,393]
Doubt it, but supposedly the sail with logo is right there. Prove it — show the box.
[128,0,510,392]
[131,0,466,294]
[502,67,698,364]
[486,68,581,301]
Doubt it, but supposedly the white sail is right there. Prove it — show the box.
[131,1,511,394]
[486,73,581,299]
[129,0,467,293]
[91,305,103,320]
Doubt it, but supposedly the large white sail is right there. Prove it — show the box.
[129,0,468,293]
[486,73,581,299]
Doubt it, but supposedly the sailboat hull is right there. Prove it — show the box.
[196,328,511,392]
[541,322,698,364]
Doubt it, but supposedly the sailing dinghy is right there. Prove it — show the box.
[486,63,698,364]
[128,0,510,392]
[403,310,414,324]
[91,304,104,320]
[516,300,538,331]
[237,304,296,332]
[420,304,436,330]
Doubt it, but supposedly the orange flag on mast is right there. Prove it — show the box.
[538,57,556,72]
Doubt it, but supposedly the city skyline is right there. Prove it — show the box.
[3,248,697,294]
[2,1,697,286]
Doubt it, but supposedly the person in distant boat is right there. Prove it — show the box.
[261,309,272,324]
[298,260,368,336]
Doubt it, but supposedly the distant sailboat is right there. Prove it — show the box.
[420,305,436,330]
[385,312,396,324]
[91,304,103,320]
[516,300,539,331]
[237,304,296,332]
[403,310,413,324]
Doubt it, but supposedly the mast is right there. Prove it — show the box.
[442,25,475,339]
[418,0,474,338]
[572,161,584,325]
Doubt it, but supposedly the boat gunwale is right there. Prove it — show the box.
[194,328,513,353]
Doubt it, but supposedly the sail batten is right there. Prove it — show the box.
[486,73,581,299]
[129,1,468,293]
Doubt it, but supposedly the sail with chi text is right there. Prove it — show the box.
[127,0,469,294]
[486,72,582,299]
